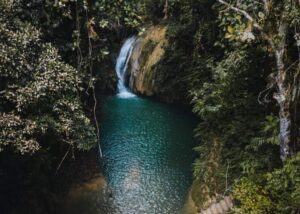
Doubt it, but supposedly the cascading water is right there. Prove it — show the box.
[115,36,136,98]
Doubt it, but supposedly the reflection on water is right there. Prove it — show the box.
[101,95,197,214]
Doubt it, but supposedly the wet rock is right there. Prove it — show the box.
[126,25,167,98]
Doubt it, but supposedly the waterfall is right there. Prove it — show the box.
[115,36,136,98]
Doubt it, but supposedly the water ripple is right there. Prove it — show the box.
[101,96,197,214]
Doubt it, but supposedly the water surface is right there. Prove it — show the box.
[100,95,197,214]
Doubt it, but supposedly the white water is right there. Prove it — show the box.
[115,37,136,98]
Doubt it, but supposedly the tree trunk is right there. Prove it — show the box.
[273,21,298,161]
[163,0,168,20]
[277,88,295,161]
[276,72,298,161]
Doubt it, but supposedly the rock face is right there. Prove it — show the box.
[126,25,167,97]
[199,196,233,214]
[182,186,233,214]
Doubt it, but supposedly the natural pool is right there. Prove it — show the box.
[100,94,197,214]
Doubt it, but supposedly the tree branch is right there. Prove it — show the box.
[258,80,276,104]
[163,0,168,20]
[218,0,262,30]
[55,145,71,175]
[84,7,103,159]
[223,160,230,197]
[262,0,270,14]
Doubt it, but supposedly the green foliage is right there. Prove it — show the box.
[233,177,273,214]
[190,47,278,203]
[185,1,300,211]
[143,0,164,18]
[251,114,279,147]
[0,114,40,154]
[0,2,97,154]
[94,0,142,29]
[233,152,300,214]
[13,0,144,96]
[217,0,300,43]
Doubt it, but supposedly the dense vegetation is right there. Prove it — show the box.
[0,0,299,213]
